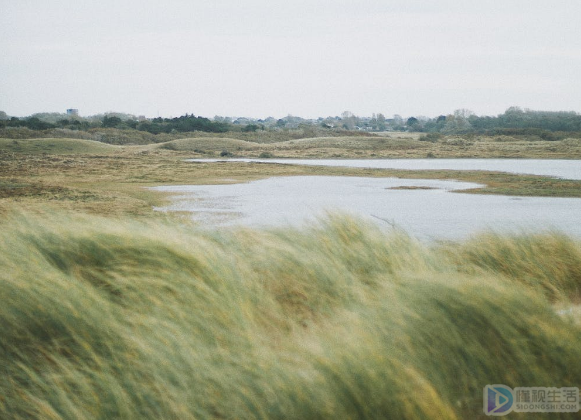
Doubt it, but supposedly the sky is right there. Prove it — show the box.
[1,0,581,119]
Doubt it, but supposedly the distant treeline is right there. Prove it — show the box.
[411,107,581,135]
[0,113,231,134]
[2,107,581,138]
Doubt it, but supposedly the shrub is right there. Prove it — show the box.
[419,133,442,142]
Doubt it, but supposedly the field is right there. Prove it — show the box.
[1,135,581,419]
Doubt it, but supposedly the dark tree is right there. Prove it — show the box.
[406,117,419,126]
[103,116,122,128]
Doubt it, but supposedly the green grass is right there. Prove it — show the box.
[0,138,119,154]
[1,212,580,419]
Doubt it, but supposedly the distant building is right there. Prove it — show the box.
[66,108,79,116]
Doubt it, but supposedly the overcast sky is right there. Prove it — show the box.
[1,0,580,119]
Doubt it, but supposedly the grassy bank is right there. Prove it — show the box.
[153,134,581,159]
[0,138,120,155]
[1,212,580,419]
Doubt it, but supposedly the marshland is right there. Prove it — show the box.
[4,0,581,416]
[1,124,581,418]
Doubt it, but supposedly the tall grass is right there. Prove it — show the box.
[1,213,580,419]
[447,230,581,302]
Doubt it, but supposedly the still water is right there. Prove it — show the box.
[187,158,581,180]
[152,172,581,240]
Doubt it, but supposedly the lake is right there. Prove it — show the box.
[152,159,581,240]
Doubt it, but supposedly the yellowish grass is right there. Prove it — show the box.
[0,212,580,419]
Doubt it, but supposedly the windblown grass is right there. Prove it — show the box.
[446,230,581,302]
[1,213,580,419]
